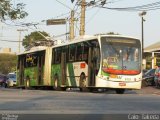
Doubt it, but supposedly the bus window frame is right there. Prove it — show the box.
[25,53,38,68]
[54,47,62,64]
[24,51,45,68]
[75,43,83,61]
[62,46,69,62]
[51,39,99,64]
[69,44,76,62]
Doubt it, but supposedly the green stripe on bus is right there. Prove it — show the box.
[68,63,77,86]
[101,70,109,76]
[66,77,69,86]
[51,64,62,86]
[24,67,38,86]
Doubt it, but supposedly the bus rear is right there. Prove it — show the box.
[17,46,52,88]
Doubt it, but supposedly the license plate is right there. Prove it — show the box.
[119,82,126,86]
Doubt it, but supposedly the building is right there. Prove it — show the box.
[0,48,16,55]
[144,42,160,69]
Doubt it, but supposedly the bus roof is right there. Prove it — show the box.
[96,34,140,40]
[17,34,140,55]
[52,34,140,48]
[17,46,48,55]
[52,35,97,48]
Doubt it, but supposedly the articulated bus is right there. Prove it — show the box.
[17,34,142,94]
[17,46,52,89]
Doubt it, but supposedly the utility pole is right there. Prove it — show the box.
[69,10,75,40]
[139,11,146,59]
[80,0,86,36]
[17,29,27,53]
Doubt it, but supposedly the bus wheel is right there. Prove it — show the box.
[80,88,83,92]
[115,89,125,94]
[2,83,7,88]
[25,80,30,89]
[54,79,58,90]
[88,88,97,92]
[80,87,89,92]
[60,87,66,91]
[54,74,60,90]
[25,76,30,89]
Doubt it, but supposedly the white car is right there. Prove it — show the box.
[7,73,17,87]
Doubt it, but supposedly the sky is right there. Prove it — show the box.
[0,0,160,53]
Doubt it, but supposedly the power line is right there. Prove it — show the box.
[53,32,69,38]
[0,39,22,42]
[1,20,26,27]
[86,8,101,24]
[0,35,18,38]
[106,0,126,4]
[114,1,160,9]
[55,0,72,10]
[73,3,80,14]
[52,12,70,19]
[73,0,80,10]
[97,1,160,11]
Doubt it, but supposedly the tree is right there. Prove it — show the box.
[0,54,17,74]
[22,31,50,49]
[0,0,28,21]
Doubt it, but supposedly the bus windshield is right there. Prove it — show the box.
[101,37,141,75]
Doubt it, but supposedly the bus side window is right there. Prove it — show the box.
[25,53,38,67]
[52,49,55,64]
[69,44,76,61]
[62,46,68,62]
[82,43,89,61]
[54,47,61,64]
[76,43,83,61]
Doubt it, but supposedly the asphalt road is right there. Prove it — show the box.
[0,87,160,120]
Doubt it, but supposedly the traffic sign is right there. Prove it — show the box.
[47,19,66,25]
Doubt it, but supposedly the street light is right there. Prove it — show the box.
[139,11,147,59]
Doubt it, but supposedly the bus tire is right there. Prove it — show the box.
[115,89,125,94]
[2,82,7,88]
[60,87,66,91]
[88,88,95,92]
[80,88,83,92]
[25,76,30,89]
[54,74,60,90]
[80,87,89,92]
[54,79,59,90]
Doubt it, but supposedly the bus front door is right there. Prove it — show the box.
[88,46,100,88]
[37,55,43,85]
[88,47,96,87]
[19,56,25,86]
